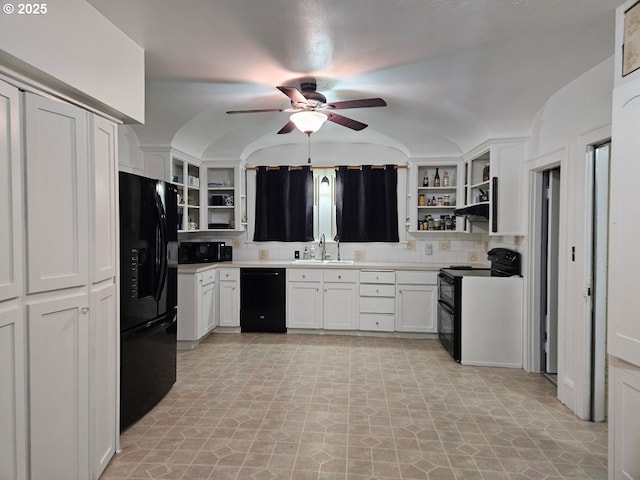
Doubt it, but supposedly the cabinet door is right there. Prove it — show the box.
[0,81,23,302]
[323,283,357,330]
[90,116,117,284]
[490,142,524,236]
[219,281,239,327]
[396,284,437,333]
[200,281,216,336]
[287,282,322,329]
[24,93,89,293]
[27,292,90,480]
[0,306,27,480]
[90,283,116,479]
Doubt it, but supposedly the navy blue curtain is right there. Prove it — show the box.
[253,166,314,242]
[335,165,399,242]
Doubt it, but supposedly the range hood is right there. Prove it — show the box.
[454,203,489,221]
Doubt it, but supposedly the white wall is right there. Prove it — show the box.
[0,0,144,123]
[526,56,614,418]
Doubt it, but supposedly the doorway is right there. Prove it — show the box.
[540,167,561,384]
[588,141,610,422]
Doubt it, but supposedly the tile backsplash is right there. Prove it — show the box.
[179,231,522,267]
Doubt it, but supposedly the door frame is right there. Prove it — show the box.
[525,149,564,374]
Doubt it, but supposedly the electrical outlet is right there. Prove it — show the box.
[425,243,433,255]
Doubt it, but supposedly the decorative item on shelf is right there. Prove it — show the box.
[434,168,440,187]
[433,218,441,230]
[444,194,450,206]
[172,175,183,184]
[223,194,234,206]
[422,172,429,187]
[188,222,198,230]
[426,196,431,206]
[483,163,490,182]
[419,194,426,206]
[241,212,247,223]
[445,216,453,230]
[431,195,436,205]
[443,170,449,187]
[437,197,443,206]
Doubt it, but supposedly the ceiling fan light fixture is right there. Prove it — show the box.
[290,111,327,134]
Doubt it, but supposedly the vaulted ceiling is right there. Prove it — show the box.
[89,0,623,161]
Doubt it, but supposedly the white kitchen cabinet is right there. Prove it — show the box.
[359,270,396,332]
[27,292,91,480]
[323,269,358,330]
[24,93,89,294]
[90,282,117,479]
[396,271,437,333]
[0,305,26,480]
[409,159,463,233]
[0,81,22,303]
[171,155,201,231]
[287,269,323,329]
[218,268,240,328]
[609,358,640,479]
[178,269,217,345]
[90,116,117,284]
[463,140,525,236]
[202,163,246,231]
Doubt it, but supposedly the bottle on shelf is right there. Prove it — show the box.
[483,163,490,182]
[419,194,426,206]
[303,246,309,259]
[309,244,315,259]
[443,170,449,187]
[434,168,440,187]
[422,172,429,187]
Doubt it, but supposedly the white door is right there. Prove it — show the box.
[287,283,322,329]
[0,306,27,480]
[90,283,117,479]
[24,93,89,294]
[323,283,357,330]
[396,284,436,333]
[27,293,90,480]
[0,81,23,303]
[218,281,239,327]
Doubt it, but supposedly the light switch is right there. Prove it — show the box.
[425,243,433,255]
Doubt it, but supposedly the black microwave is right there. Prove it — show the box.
[178,241,232,264]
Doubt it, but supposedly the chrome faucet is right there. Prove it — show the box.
[334,235,340,261]
[319,233,326,260]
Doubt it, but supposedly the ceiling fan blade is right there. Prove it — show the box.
[277,121,296,134]
[326,98,387,110]
[326,113,367,131]
[277,86,309,105]
[226,108,285,114]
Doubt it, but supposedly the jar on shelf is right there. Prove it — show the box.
[443,171,449,187]
[437,197,443,206]
[422,173,429,187]
[443,194,450,206]
[419,194,426,206]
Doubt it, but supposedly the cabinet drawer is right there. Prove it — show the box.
[360,284,395,297]
[396,270,437,285]
[218,268,239,282]
[199,270,216,285]
[359,314,395,332]
[359,296,395,314]
[323,269,357,283]
[360,270,395,284]
[288,269,322,282]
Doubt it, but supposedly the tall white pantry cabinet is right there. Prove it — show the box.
[0,81,118,480]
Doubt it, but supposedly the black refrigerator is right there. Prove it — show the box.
[119,171,178,431]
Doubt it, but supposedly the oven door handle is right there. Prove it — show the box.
[438,299,455,315]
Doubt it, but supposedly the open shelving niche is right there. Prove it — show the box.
[203,165,245,232]
[171,156,201,232]
[409,160,463,233]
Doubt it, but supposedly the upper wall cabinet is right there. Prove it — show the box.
[24,93,89,293]
[464,140,525,236]
[0,81,23,302]
[171,155,201,232]
[202,163,246,232]
[408,159,463,233]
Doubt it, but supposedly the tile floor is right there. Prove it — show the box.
[101,334,608,480]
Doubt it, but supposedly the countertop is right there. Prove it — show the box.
[177,260,488,274]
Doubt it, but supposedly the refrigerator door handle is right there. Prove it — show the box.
[154,190,168,301]
[123,312,177,341]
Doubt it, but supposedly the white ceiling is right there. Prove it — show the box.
[89,0,623,161]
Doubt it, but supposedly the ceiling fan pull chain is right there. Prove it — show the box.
[307,132,311,164]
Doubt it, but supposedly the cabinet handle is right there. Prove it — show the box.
[376,321,379,325]
[338,275,342,279]
[81,307,90,315]
[302,274,306,279]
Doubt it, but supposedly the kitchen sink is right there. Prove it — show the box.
[324,260,354,264]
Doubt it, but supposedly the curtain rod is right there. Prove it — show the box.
[246,165,408,171]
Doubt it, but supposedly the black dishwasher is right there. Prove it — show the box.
[240,268,286,333]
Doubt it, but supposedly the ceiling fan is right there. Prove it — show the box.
[226,79,387,135]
